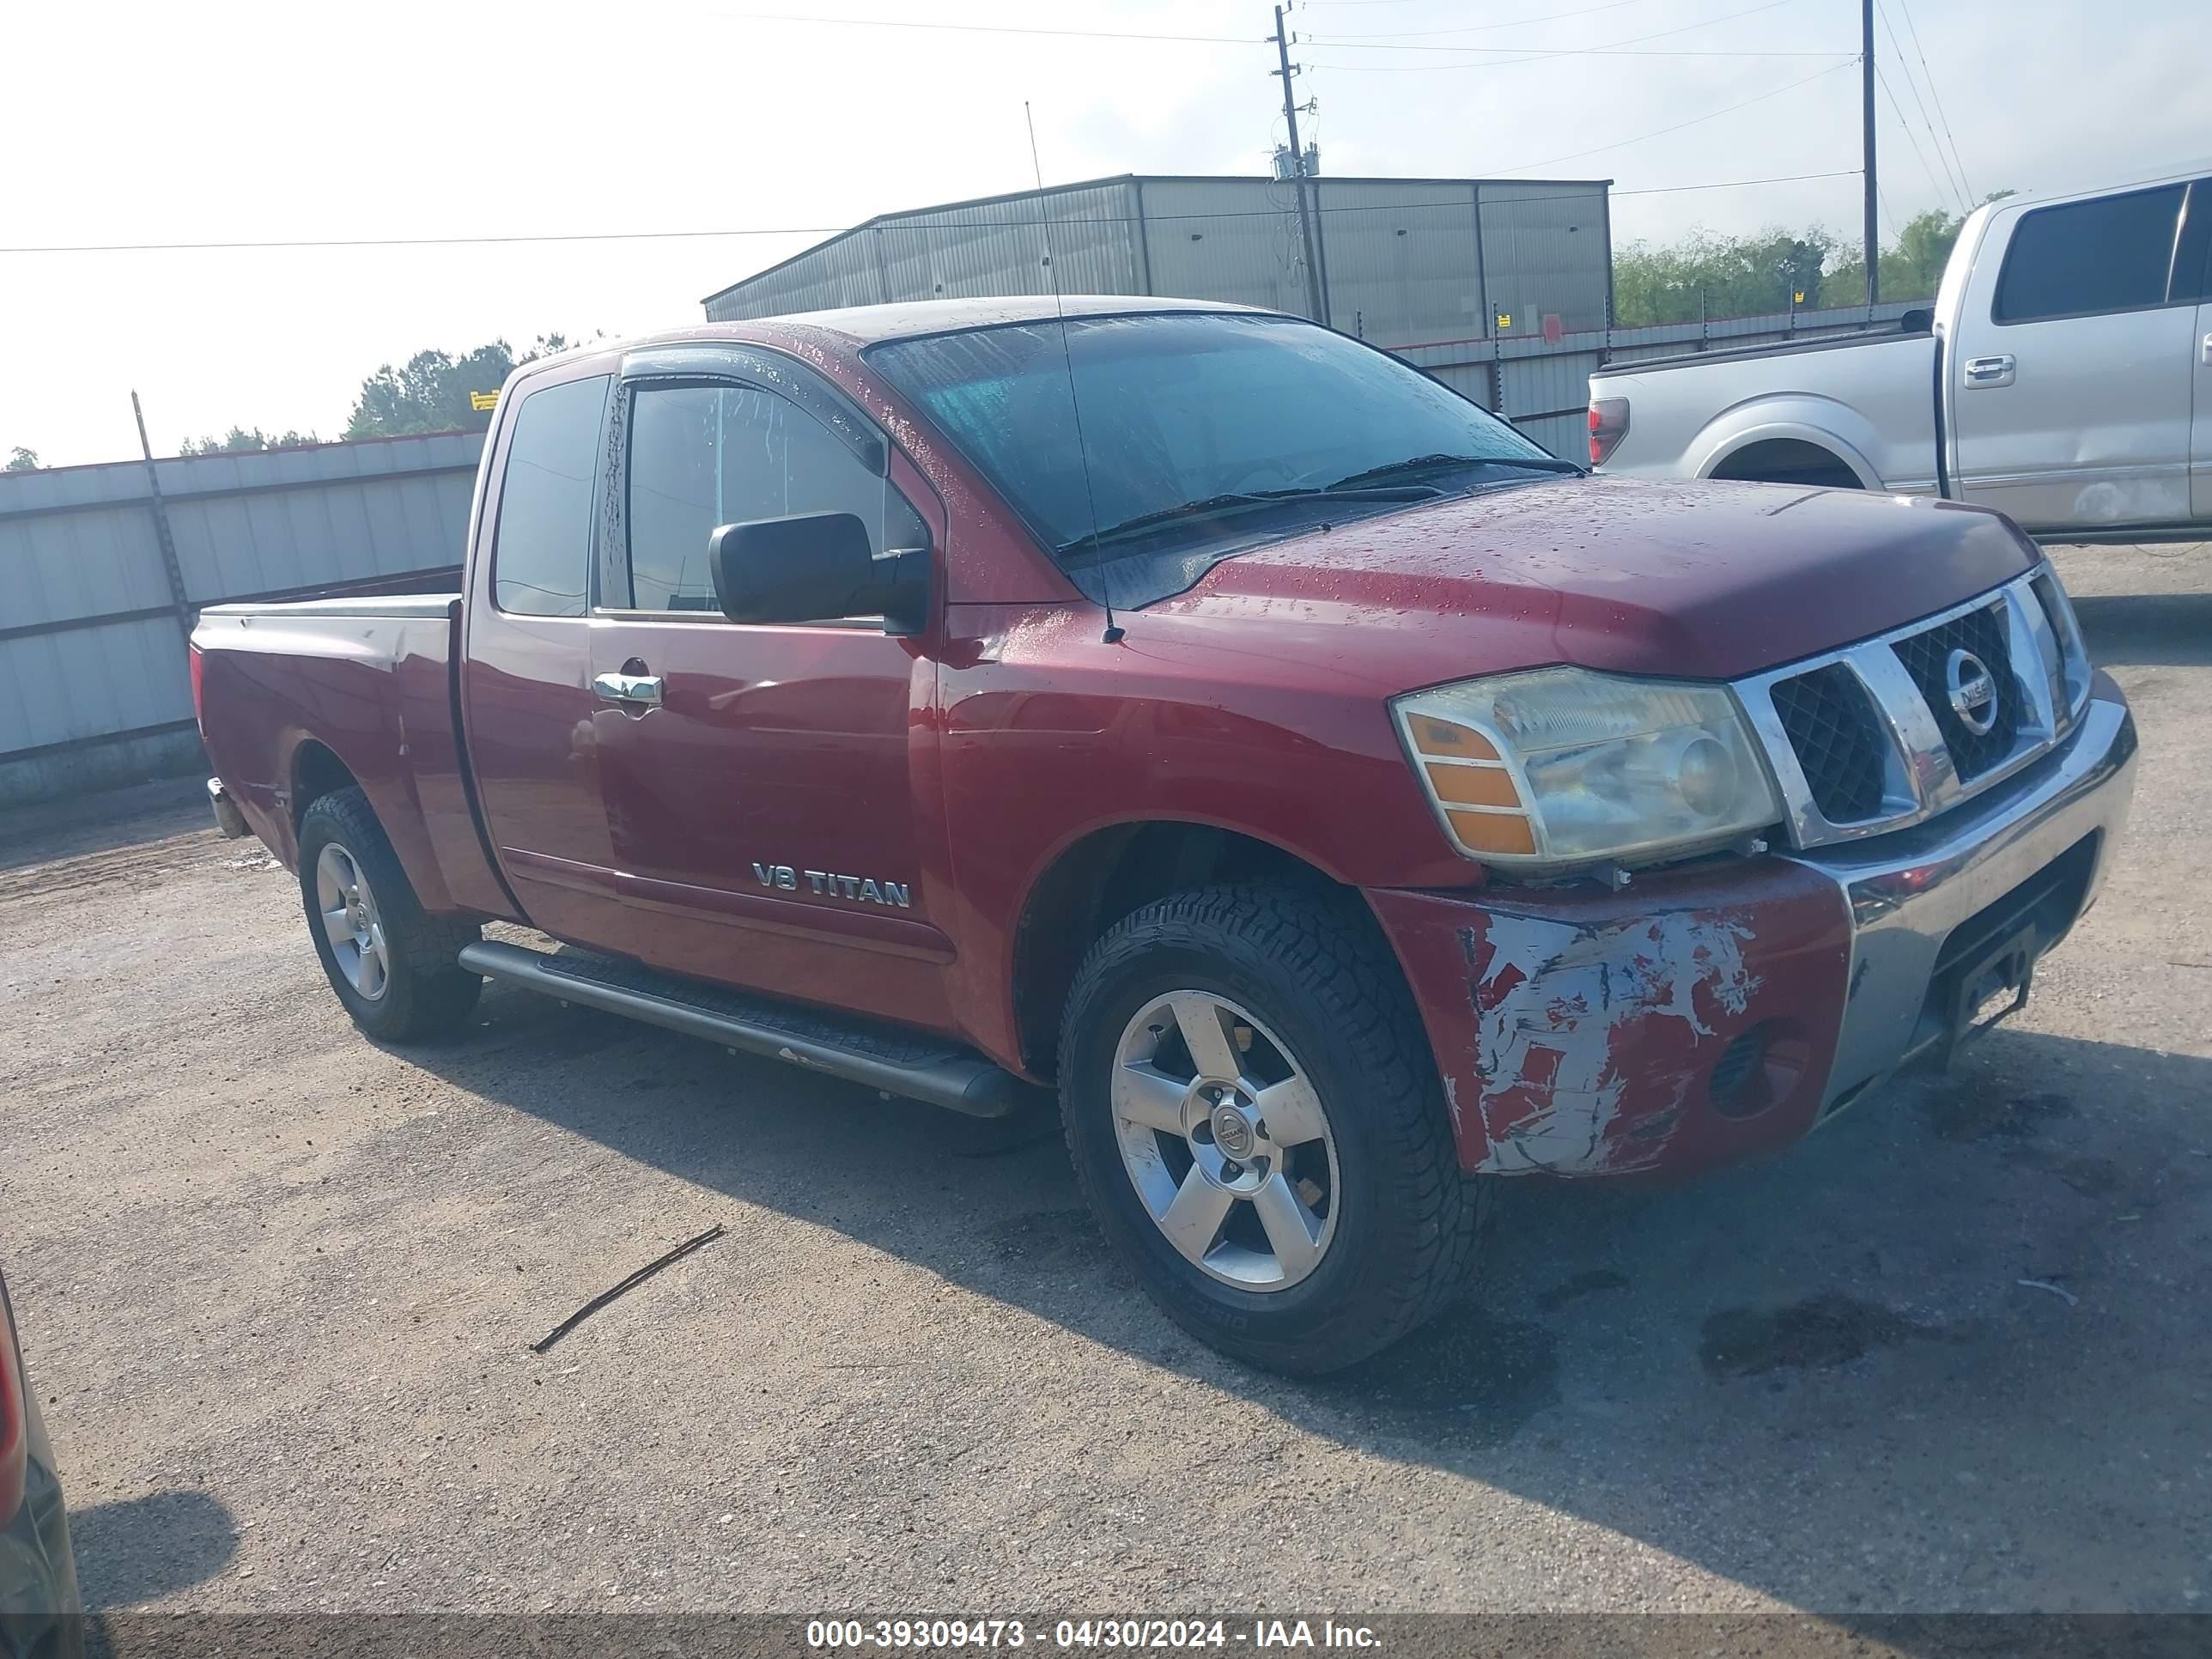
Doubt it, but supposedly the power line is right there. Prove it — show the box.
[1316,46,1851,68]
[1493,59,1857,173]
[1619,168,1857,194]
[1891,0,1975,200]
[1312,0,1658,40]
[1312,0,1850,60]
[1,173,1865,258]
[1312,0,1850,70]
[707,0,1842,61]
[1875,64,1954,210]
[1874,0,1966,208]
[700,11,1259,46]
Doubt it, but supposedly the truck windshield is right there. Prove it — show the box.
[866,312,1576,609]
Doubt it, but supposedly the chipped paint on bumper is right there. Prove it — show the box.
[1370,680,2136,1184]
[1369,861,1854,1180]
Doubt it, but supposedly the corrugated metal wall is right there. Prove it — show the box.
[0,431,482,805]
[704,174,1618,336]
[707,181,1147,321]
[1137,178,1319,316]
[701,173,1617,456]
[1310,179,1485,346]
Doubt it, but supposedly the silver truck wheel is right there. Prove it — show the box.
[296,786,482,1042]
[1110,990,1340,1291]
[1059,884,1485,1375]
[315,842,390,1002]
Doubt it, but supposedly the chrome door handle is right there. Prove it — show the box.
[1963,354,2015,387]
[2202,332,2212,366]
[591,671,663,707]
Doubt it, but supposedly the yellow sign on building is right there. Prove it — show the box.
[470,391,500,411]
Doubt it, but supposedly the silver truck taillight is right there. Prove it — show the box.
[1588,398,1629,467]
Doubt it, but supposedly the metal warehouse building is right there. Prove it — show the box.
[702,173,1613,459]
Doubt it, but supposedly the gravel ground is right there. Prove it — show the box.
[2,543,2207,1617]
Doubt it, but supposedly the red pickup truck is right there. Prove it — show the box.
[192,297,2138,1372]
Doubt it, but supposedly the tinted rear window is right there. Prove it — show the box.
[1993,185,2185,324]
[492,374,610,616]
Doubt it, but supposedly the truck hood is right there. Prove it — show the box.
[1143,475,2035,686]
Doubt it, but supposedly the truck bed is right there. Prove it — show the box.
[1598,321,1929,376]
[191,592,513,921]
[1591,329,1942,496]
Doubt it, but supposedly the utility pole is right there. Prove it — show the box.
[1272,5,1327,325]
[1862,0,1879,307]
[130,391,193,647]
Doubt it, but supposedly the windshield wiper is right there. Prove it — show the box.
[1325,453,1584,490]
[1057,484,1437,560]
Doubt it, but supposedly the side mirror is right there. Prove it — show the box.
[1899,307,1934,334]
[707,511,928,635]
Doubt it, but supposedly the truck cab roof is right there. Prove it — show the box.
[535,295,1275,374]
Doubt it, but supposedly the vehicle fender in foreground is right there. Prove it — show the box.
[1368,859,1853,1180]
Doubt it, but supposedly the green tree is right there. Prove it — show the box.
[1829,191,2018,304]
[179,427,319,456]
[1616,191,2016,324]
[1613,228,1838,326]
[3,446,40,472]
[343,333,580,439]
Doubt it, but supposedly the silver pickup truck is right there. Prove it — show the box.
[1589,166,2212,544]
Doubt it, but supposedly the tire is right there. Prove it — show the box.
[297,786,483,1042]
[1057,884,1484,1375]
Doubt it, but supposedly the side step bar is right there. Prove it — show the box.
[459,939,1036,1120]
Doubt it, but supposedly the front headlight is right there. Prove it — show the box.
[1394,667,1782,869]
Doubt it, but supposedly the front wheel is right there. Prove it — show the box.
[297,787,483,1042]
[1058,885,1484,1374]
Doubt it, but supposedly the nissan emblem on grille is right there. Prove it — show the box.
[1740,569,2082,848]
[1946,648,1999,737]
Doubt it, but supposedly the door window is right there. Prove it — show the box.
[619,383,927,613]
[490,374,611,616]
[1993,185,2188,325]
[2172,179,2212,305]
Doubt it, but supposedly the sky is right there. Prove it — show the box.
[2,0,2201,467]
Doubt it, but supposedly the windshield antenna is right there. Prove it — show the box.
[1025,101,1121,644]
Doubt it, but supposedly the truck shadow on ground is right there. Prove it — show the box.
[69,1489,238,1607]
[2069,592,2212,668]
[410,989,2209,1615]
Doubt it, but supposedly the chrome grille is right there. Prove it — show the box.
[1735,566,2089,851]
[1889,601,2020,779]
[1768,663,1887,823]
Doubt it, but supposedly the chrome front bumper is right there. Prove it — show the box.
[1788,675,2138,1109]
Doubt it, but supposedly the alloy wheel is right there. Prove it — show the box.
[1109,991,1340,1291]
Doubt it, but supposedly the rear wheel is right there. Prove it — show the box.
[1059,884,1484,1374]
[1709,437,1864,489]
[297,787,483,1042]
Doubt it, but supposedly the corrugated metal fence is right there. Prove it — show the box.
[0,432,481,805]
